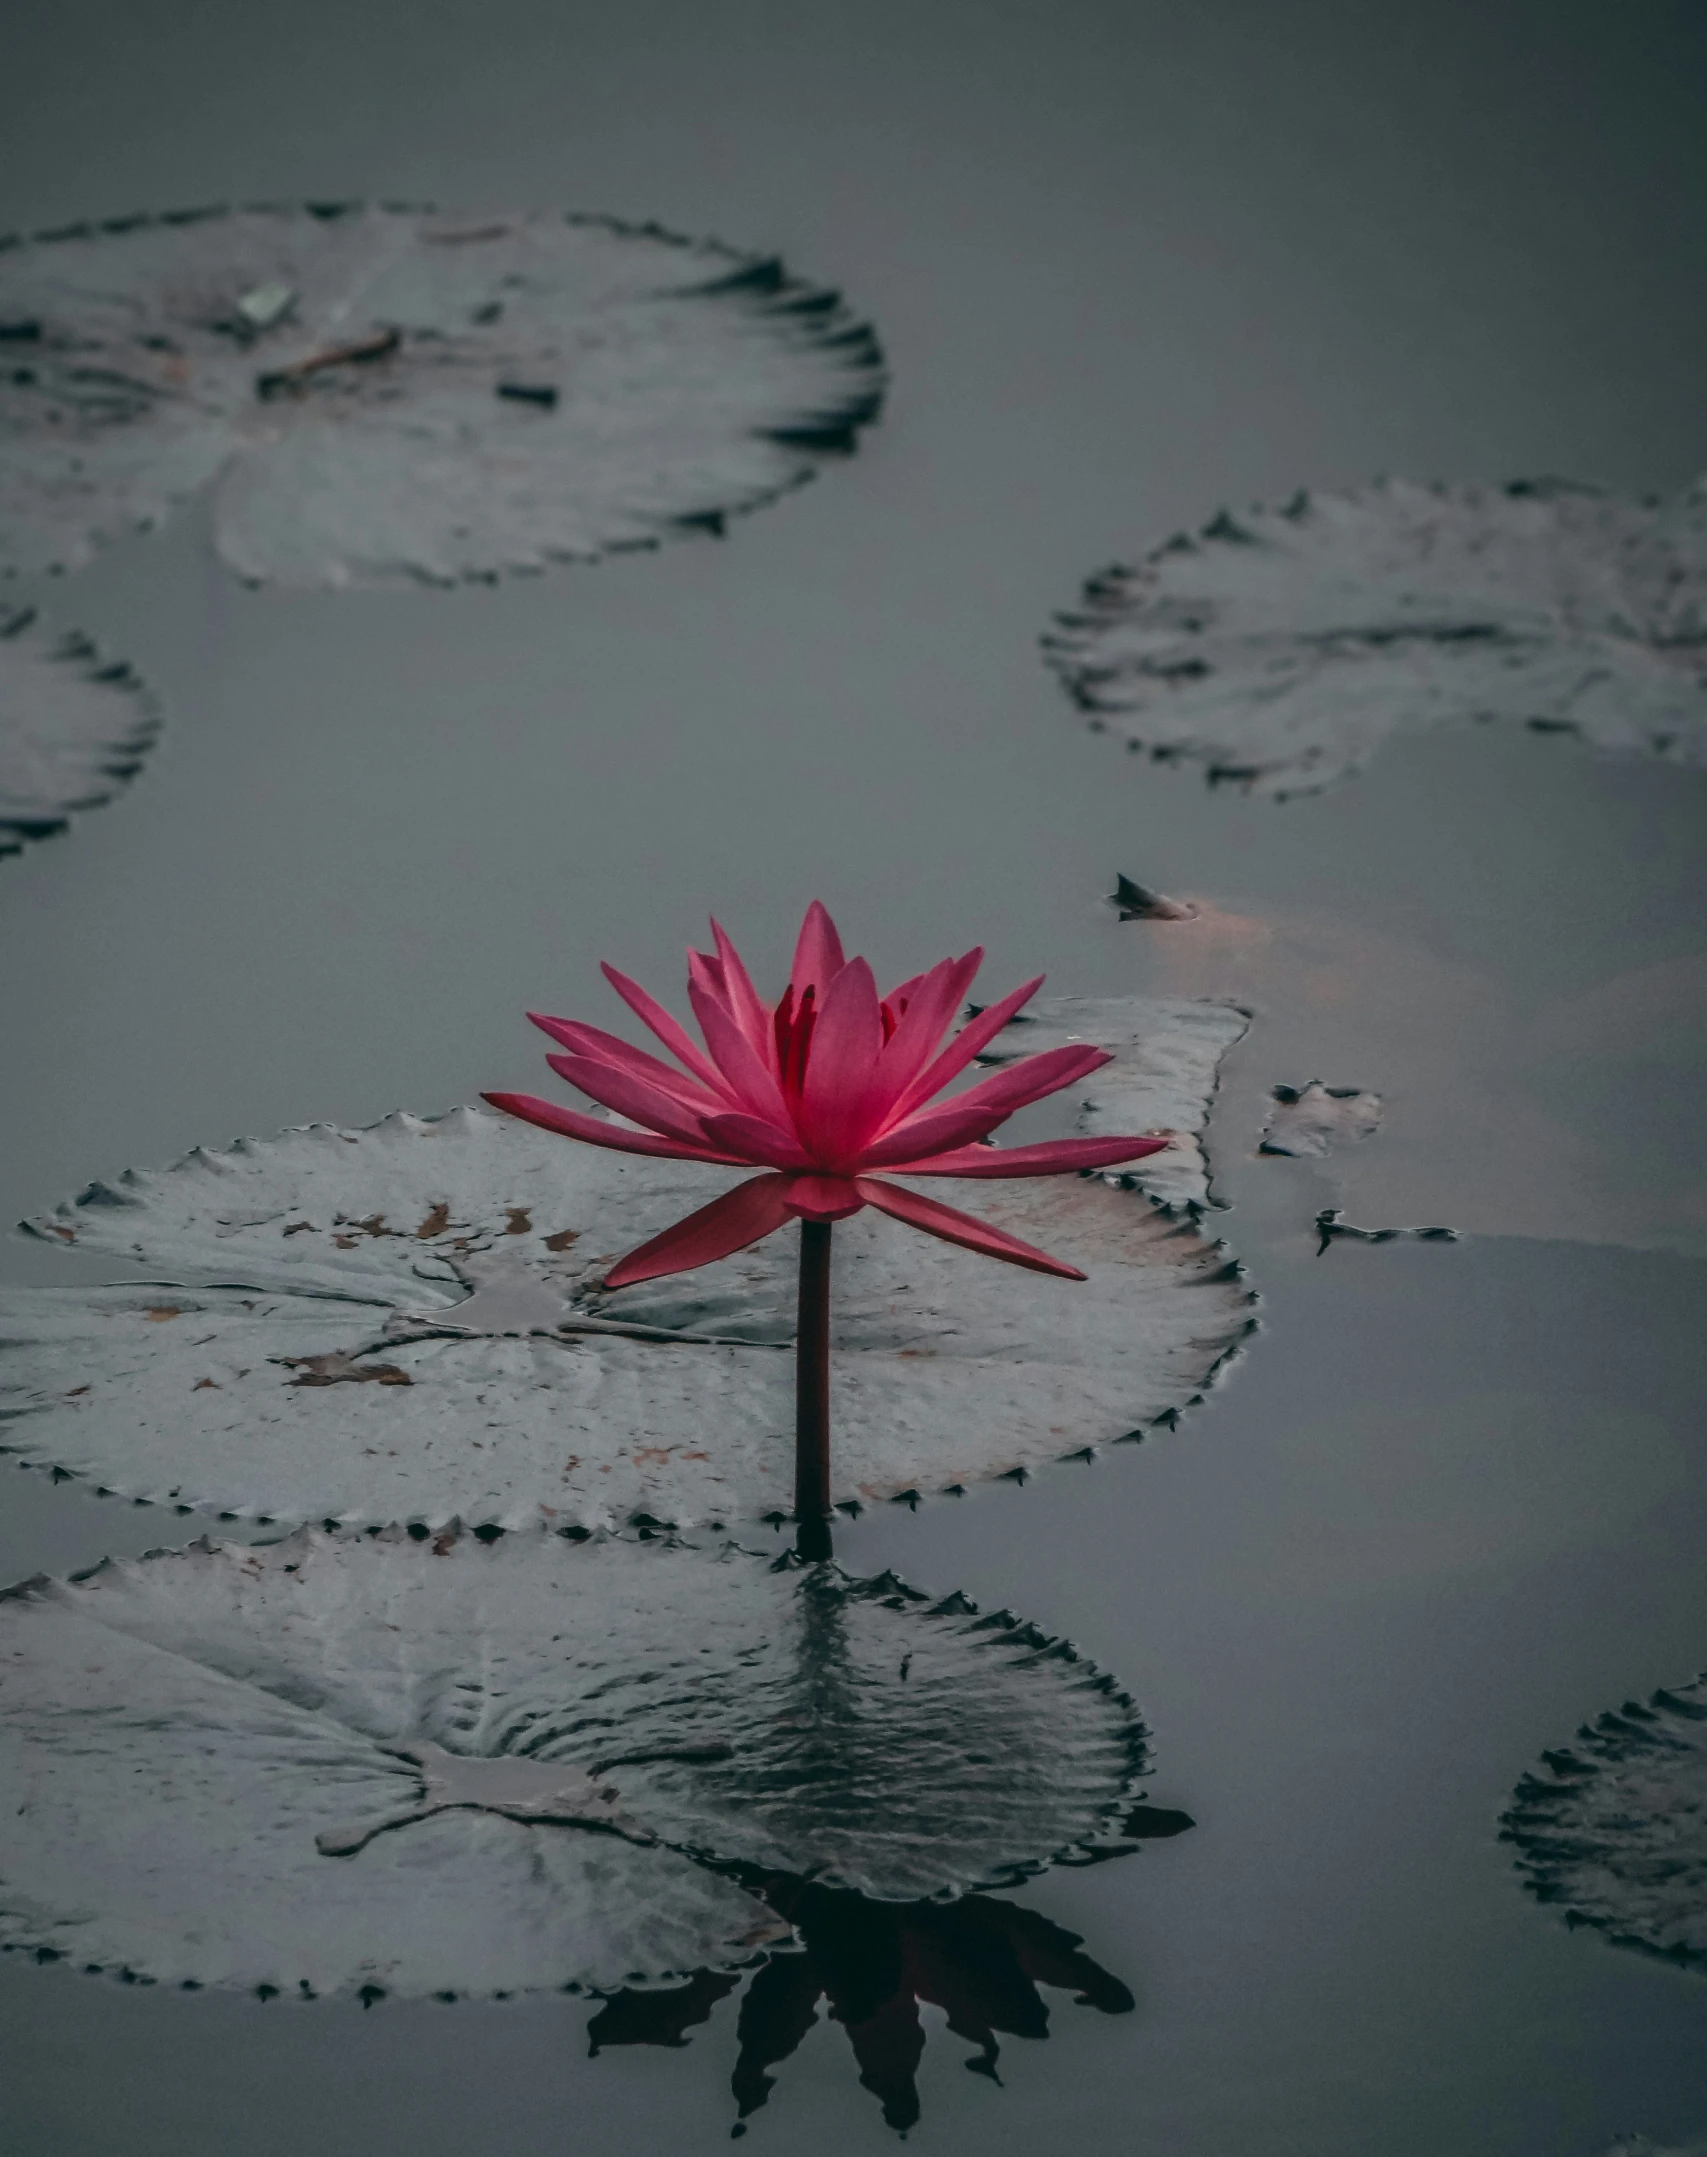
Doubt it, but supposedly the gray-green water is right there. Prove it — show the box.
[3,3,1705,2149]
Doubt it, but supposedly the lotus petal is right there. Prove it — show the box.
[604,1175,795,1289]
[866,1044,1110,1166]
[599,964,732,1099]
[482,1092,743,1165]
[527,1018,724,1115]
[543,1053,722,1150]
[788,900,847,1002]
[980,996,1249,1212]
[872,948,984,1104]
[891,975,1045,1121]
[854,1179,1084,1279]
[887,1135,1171,1178]
[797,958,886,1163]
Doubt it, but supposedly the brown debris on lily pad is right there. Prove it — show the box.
[0,1530,1149,1996]
[1046,477,1707,798]
[2,1001,1253,1530]
[0,607,158,860]
[0,203,885,586]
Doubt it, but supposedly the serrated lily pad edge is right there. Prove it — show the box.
[1040,475,1707,800]
[1500,1669,1707,1974]
[0,608,161,859]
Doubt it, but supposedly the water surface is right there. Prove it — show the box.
[2,3,1706,2149]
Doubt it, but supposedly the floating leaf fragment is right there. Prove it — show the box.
[3,1006,1252,1529]
[1502,1669,1707,1971]
[1313,1209,1458,1253]
[0,1530,1148,1995]
[1259,1081,1383,1158]
[0,607,159,861]
[234,281,296,332]
[0,203,885,585]
[1109,873,1197,921]
[1046,477,1707,797]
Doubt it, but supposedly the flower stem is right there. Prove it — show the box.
[795,1219,833,1560]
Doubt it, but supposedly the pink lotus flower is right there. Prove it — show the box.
[485,902,1170,1288]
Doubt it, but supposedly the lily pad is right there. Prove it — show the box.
[0,203,884,586]
[1045,477,1707,798]
[0,1528,1147,1994]
[984,995,1248,1212]
[3,1006,1253,1530]
[1502,1669,1707,1970]
[0,607,157,859]
[1259,1082,1382,1159]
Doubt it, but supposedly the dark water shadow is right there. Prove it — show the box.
[587,1858,1172,2134]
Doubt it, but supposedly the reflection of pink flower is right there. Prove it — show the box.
[487,901,1169,1288]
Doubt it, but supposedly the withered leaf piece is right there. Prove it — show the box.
[0,608,158,860]
[1046,477,1707,797]
[1259,1081,1383,1159]
[1109,873,1197,922]
[282,1352,413,1387]
[0,1530,1147,1995]
[3,1008,1253,1529]
[0,203,885,586]
[1313,1209,1459,1253]
[1502,1669,1707,1971]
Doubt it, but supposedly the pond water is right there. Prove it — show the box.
[2,2,1705,2150]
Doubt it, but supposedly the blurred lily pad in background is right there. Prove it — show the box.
[1503,1668,1707,1973]
[0,605,157,859]
[1045,478,1707,799]
[0,202,884,586]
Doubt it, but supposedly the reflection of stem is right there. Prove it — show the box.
[795,1221,832,1557]
[778,1570,861,1795]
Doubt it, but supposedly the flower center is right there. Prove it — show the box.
[773,985,817,1106]
[772,984,910,1119]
